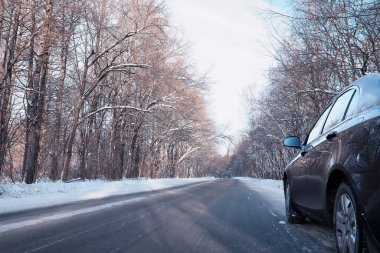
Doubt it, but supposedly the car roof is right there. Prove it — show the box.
[345,72,380,92]
[321,73,380,119]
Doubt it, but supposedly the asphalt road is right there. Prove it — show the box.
[0,179,335,253]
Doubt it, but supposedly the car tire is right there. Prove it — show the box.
[334,182,364,253]
[285,181,306,224]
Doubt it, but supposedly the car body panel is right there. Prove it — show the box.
[303,132,333,212]
[283,73,380,252]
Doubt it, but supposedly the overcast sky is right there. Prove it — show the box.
[165,0,288,149]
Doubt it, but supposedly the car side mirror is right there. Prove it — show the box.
[283,136,302,149]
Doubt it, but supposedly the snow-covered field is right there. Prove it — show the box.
[0,177,284,215]
[0,178,214,215]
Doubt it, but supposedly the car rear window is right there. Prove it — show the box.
[344,90,359,119]
[359,86,380,113]
[353,74,380,115]
[322,89,355,133]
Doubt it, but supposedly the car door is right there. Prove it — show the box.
[289,104,332,208]
[303,89,356,214]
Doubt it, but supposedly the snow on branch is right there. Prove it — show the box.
[88,29,143,67]
[176,147,200,165]
[78,105,150,125]
[287,88,338,98]
[84,63,149,99]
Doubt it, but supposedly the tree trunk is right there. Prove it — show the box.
[50,14,70,180]
[61,97,84,182]
[79,126,88,181]
[61,59,88,181]
[127,123,142,178]
[22,1,37,180]
[24,0,53,184]
[0,0,5,43]
[0,1,20,176]
[115,114,127,179]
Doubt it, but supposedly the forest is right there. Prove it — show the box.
[0,0,221,184]
[2,0,379,184]
[228,0,380,179]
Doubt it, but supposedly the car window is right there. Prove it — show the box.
[344,90,358,119]
[307,105,332,145]
[322,89,355,133]
[355,74,380,113]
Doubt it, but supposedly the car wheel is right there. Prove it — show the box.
[285,181,305,224]
[334,182,363,253]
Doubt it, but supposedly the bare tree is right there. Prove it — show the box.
[0,0,218,183]
[229,0,380,179]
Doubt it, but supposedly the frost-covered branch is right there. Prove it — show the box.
[78,106,150,125]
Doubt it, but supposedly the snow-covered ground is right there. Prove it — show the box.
[235,177,284,214]
[235,177,283,190]
[0,178,214,215]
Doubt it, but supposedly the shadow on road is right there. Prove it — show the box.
[122,179,336,253]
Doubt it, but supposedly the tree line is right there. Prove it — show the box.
[228,0,380,179]
[0,0,220,183]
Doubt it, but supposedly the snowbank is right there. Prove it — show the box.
[234,177,283,192]
[0,178,214,214]
[235,177,284,213]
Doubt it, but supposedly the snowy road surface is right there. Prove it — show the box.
[0,179,335,253]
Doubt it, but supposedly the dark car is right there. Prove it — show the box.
[283,73,380,253]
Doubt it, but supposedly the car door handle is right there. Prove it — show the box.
[326,131,338,141]
[301,145,312,156]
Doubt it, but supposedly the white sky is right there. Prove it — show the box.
[165,0,287,149]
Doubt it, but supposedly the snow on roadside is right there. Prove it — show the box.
[235,177,285,214]
[235,177,283,190]
[0,178,214,214]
